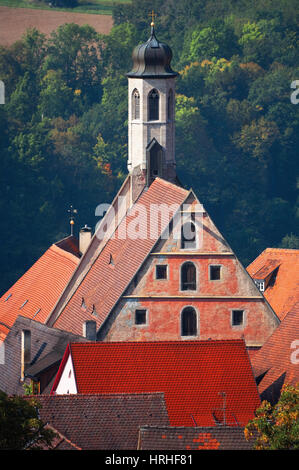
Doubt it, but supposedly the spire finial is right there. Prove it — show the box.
[149,9,157,27]
[68,204,77,236]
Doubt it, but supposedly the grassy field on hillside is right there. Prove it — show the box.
[0,0,130,15]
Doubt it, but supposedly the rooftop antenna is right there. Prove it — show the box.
[219,391,227,425]
[68,204,77,236]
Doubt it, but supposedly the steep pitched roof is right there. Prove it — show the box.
[49,178,189,336]
[247,248,299,320]
[52,340,261,427]
[30,393,169,450]
[138,425,253,450]
[251,302,299,403]
[0,316,86,396]
[0,238,80,338]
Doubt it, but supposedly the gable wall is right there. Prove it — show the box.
[102,206,278,346]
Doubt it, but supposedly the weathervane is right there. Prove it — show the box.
[68,204,77,236]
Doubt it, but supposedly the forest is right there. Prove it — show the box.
[0,0,298,294]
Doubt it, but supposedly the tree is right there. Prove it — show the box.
[245,383,299,450]
[0,391,57,450]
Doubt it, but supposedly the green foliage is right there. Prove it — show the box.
[245,383,299,450]
[0,0,298,293]
[0,390,57,449]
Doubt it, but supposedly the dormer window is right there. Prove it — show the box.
[254,280,265,292]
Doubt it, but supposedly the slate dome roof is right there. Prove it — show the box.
[127,25,178,79]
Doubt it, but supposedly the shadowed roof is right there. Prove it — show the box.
[251,302,299,403]
[29,393,169,450]
[138,425,253,450]
[52,340,261,427]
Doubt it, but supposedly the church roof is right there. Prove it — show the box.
[0,237,80,339]
[127,25,178,79]
[247,248,299,320]
[251,301,299,403]
[49,178,189,336]
[51,339,261,427]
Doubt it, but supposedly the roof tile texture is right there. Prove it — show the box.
[251,302,299,401]
[31,393,169,450]
[53,340,260,427]
[247,248,299,320]
[139,426,253,450]
[52,178,189,335]
[0,243,79,335]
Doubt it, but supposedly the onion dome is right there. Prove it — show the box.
[127,24,178,79]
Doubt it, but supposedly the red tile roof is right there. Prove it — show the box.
[0,240,80,337]
[50,178,189,335]
[52,340,261,427]
[247,248,299,320]
[251,302,299,403]
[138,425,253,450]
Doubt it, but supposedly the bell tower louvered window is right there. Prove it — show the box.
[148,89,159,121]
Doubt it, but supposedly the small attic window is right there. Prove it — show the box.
[81,298,87,310]
[210,265,221,281]
[33,308,41,318]
[232,310,244,327]
[91,305,98,317]
[156,265,167,280]
[4,293,12,301]
[135,309,147,325]
[254,280,265,292]
[20,300,28,309]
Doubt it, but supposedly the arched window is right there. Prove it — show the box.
[146,138,164,184]
[148,89,159,121]
[168,89,174,121]
[181,307,197,336]
[181,262,197,291]
[181,221,196,249]
[132,89,140,120]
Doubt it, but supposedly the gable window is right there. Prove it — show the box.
[181,307,197,336]
[210,265,221,281]
[132,88,140,120]
[181,262,197,291]
[232,310,244,327]
[181,221,196,249]
[148,89,159,121]
[156,265,167,280]
[135,309,147,325]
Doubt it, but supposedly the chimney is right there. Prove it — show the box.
[79,224,92,255]
[83,320,97,341]
[21,329,31,381]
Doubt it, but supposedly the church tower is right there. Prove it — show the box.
[127,20,178,192]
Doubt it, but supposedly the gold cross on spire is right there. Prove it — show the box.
[149,9,157,26]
